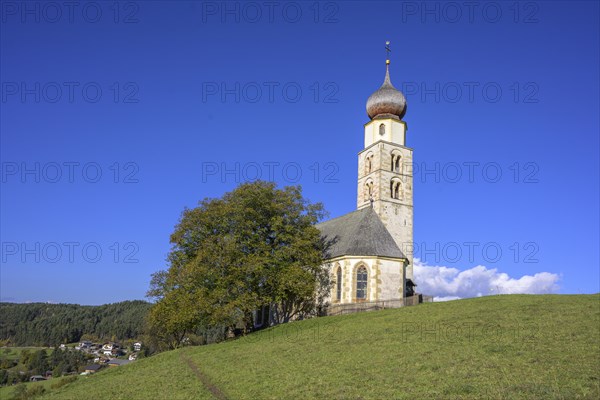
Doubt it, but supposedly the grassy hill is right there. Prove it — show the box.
[8,294,600,400]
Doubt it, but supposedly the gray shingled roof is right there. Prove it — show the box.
[316,207,406,259]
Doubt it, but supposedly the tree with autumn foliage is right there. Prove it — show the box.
[146,181,331,348]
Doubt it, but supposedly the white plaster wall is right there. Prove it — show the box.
[364,118,406,148]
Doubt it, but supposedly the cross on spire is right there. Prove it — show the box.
[385,41,391,63]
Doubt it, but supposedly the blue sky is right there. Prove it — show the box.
[1,1,598,304]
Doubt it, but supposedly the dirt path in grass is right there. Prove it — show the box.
[180,353,229,400]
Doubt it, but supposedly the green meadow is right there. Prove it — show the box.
[4,294,598,400]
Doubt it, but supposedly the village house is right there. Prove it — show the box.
[107,359,131,367]
[75,341,91,351]
[84,364,102,374]
[101,342,121,356]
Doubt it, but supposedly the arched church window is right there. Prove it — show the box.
[336,266,342,301]
[391,179,403,200]
[391,152,402,173]
[365,154,373,174]
[365,181,373,202]
[356,266,368,300]
[379,123,385,136]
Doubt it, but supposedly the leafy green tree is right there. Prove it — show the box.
[20,350,31,366]
[0,357,16,369]
[52,362,65,378]
[0,369,7,385]
[6,370,22,385]
[145,291,197,350]
[27,350,48,375]
[147,181,331,347]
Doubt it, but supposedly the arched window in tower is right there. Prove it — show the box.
[365,153,373,174]
[390,179,403,200]
[391,151,402,173]
[336,266,342,302]
[356,266,368,300]
[364,180,374,202]
[379,123,385,136]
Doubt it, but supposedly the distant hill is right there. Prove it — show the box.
[10,294,599,400]
[0,301,151,346]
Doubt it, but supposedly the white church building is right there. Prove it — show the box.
[317,55,417,308]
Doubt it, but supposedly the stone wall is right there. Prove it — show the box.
[356,140,414,279]
[325,256,405,305]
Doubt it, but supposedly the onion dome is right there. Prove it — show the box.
[366,60,407,120]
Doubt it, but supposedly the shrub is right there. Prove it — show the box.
[10,383,46,400]
[50,375,77,389]
[25,385,46,398]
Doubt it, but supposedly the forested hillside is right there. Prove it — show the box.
[0,301,151,346]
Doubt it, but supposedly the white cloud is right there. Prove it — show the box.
[432,296,462,302]
[413,258,560,301]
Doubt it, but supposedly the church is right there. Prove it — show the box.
[317,53,416,309]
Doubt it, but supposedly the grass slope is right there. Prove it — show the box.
[31,294,600,400]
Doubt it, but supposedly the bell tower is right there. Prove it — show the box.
[356,46,414,280]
